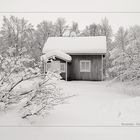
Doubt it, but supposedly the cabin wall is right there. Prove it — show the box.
[43,55,105,81]
[67,55,103,81]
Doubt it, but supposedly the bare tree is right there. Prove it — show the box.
[54,18,68,37]
[81,23,104,36]
[32,21,55,61]
[101,18,112,37]
[128,25,140,41]
[115,27,128,50]
[35,21,55,51]
[69,21,80,36]
[0,16,34,57]
[100,18,113,78]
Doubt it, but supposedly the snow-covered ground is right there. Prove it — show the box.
[0,80,140,127]
[1,80,140,140]
[36,81,140,126]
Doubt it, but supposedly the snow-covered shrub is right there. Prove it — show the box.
[0,52,37,106]
[0,56,66,118]
[0,50,67,119]
[20,72,64,119]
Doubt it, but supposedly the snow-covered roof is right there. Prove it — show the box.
[41,50,72,62]
[43,36,107,54]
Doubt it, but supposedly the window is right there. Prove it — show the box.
[51,61,60,71]
[80,60,91,72]
[46,63,51,71]
[60,63,66,72]
[46,61,60,72]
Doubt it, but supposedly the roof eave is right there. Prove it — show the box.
[68,53,106,55]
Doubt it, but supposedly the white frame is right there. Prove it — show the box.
[80,60,91,72]
[60,63,66,73]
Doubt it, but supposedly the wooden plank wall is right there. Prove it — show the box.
[67,55,102,81]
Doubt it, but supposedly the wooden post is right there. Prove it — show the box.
[65,61,67,81]
[44,62,46,73]
[101,55,103,81]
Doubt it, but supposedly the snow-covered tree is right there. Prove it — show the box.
[109,26,140,81]
[0,16,68,119]
[109,27,129,79]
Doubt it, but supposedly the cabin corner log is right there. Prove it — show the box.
[65,61,68,81]
[101,55,103,81]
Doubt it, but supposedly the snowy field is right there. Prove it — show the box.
[0,80,140,126]
[1,80,140,140]
[37,81,140,126]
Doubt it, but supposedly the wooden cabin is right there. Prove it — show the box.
[41,36,106,81]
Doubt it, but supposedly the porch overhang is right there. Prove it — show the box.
[41,50,72,62]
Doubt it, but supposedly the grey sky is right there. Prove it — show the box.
[0,0,140,33]
[0,0,140,12]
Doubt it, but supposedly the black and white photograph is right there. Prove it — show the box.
[0,0,140,139]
